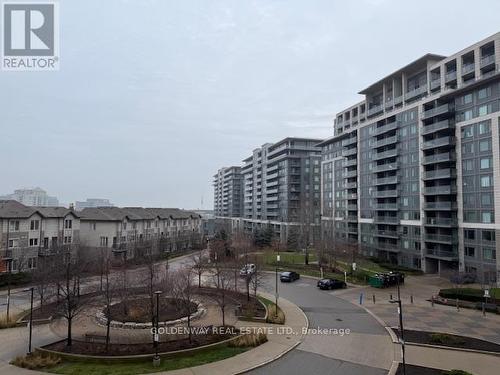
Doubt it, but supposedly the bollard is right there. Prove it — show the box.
[482,302,486,316]
[456,298,459,311]
[431,296,434,307]
[359,293,363,305]
[390,293,393,300]
[373,294,376,304]
[410,295,414,304]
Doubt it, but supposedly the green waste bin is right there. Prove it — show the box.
[369,275,384,288]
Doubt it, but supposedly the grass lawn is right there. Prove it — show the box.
[48,346,248,375]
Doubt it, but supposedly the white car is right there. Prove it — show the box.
[239,263,256,277]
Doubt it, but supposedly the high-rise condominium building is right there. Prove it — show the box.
[75,198,114,211]
[240,137,322,242]
[320,32,500,285]
[0,187,59,207]
[213,166,244,218]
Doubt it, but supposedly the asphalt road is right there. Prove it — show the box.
[247,274,393,375]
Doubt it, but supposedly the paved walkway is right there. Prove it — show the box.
[336,274,500,344]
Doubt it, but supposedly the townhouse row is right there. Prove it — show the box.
[0,200,203,273]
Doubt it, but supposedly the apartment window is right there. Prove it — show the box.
[30,220,40,230]
[29,238,38,246]
[462,126,473,138]
[462,142,474,155]
[91,223,96,230]
[479,139,491,152]
[100,237,108,247]
[478,104,491,117]
[478,121,491,135]
[464,109,473,121]
[483,248,496,260]
[481,211,493,223]
[479,193,492,207]
[464,211,477,222]
[464,229,475,240]
[64,236,72,244]
[465,247,475,257]
[28,257,37,269]
[9,221,20,231]
[480,175,492,188]
[478,87,491,100]
[480,157,492,169]
[463,159,474,171]
[64,219,72,229]
[463,93,473,104]
[8,239,18,248]
[482,231,495,242]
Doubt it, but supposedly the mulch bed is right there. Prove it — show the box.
[393,329,500,353]
[43,330,235,356]
[395,364,450,375]
[196,287,266,318]
[109,298,197,323]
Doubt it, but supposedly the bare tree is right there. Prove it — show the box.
[173,266,195,343]
[191,250,208,288]
[32,254,55,314]
[250,259,264,297]
[211,262,233,326]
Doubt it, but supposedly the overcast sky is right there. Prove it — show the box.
[1,0,500,209]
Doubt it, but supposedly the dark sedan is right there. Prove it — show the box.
[317,278,347,290]
[280,271,300,282]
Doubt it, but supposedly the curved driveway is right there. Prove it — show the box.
[248,275,396,375]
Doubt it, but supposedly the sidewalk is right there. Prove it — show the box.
[0,292,308,375]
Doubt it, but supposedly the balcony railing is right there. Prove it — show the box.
[373,148,398,160]
[346,215,358,222]
[393,95,403,105]
[345,182,357,189]
[423,168,456,180]
[342,137,357,147]
[374,190,398,198]
[342,148,357,157]
[445,71,457,82]
[374,121,398,135]
[430,79,441,90]
[345,158,357,167]
[425,233,458,244]
[346,193,358,200]
[422,152,455,165]
[421,119,453,135]
[462,63,475,75]
[405,86,427,101]
[376,242,400,252]
[375,203,398,210]
[422,104,450,119]
[375,230,399,238]
[374,215,399,223]
[425,248,458,260]
[422,136,454,150]
[424,217,457,227]
[424,202,457,210]
[367,104,384,117]
[345,170,357,178]
[423,185,457,195]
[375,176,399,185]
[373,162,398,172]
[347,204,357,211]
[480,54,495,68]
[374,135,398,148]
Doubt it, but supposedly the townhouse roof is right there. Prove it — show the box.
[0,200,37,218]
[79,207,202,221]
[0,200,77,219]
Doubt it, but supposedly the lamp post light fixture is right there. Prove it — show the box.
[389,281,405,375]
[153,290,163,366]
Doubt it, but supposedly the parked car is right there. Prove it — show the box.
[317,278,347,290]
[239,263,256,277]
[280,271,300,282]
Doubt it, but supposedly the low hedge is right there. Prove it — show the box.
[0,272,32,288]
[439,288,500,305]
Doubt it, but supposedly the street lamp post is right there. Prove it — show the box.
[275,254,280,317]
[22,287,35,355]
[153,290,162,366]
[6,258,13,322]
[389,280,405,375]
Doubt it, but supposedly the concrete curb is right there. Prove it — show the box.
[357,303,399,344]
[406,342,500,357]
[387,361,400,375]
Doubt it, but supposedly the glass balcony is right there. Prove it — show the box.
[374,215,399,223]
[421,119,453,135]
[422,103,450,119]
[393,95,403,105]
[462,63,475,75]
[342,148,357,157]
[423,168,456,180]
[375,203,398,210]
[374,190,398,198]
[376,242,400,252]
[422,136,454,150]
[342,137,357,147]
[422,152,455,165]
[423,185,457,195]
[424,202,457,210]
[375,230,399,238]
[424,217,457,227]
[445,71,457,82]
[347,204,357,211]
[425,248,458,260]
[345,170,357,178]
[345,158,358,167]
[345,182,357,189]
[373,162,398,172]
[374,135,398,148]
[374,121,398,135]
[374,176,398,185]
[430,79,441,90]
[346,193,358,200]
[346,215,358,222]
[425,233,458,244]
[405,86,427,101]
[480,54,495,68]
[367,104,384,117]
[373,149,398,161]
